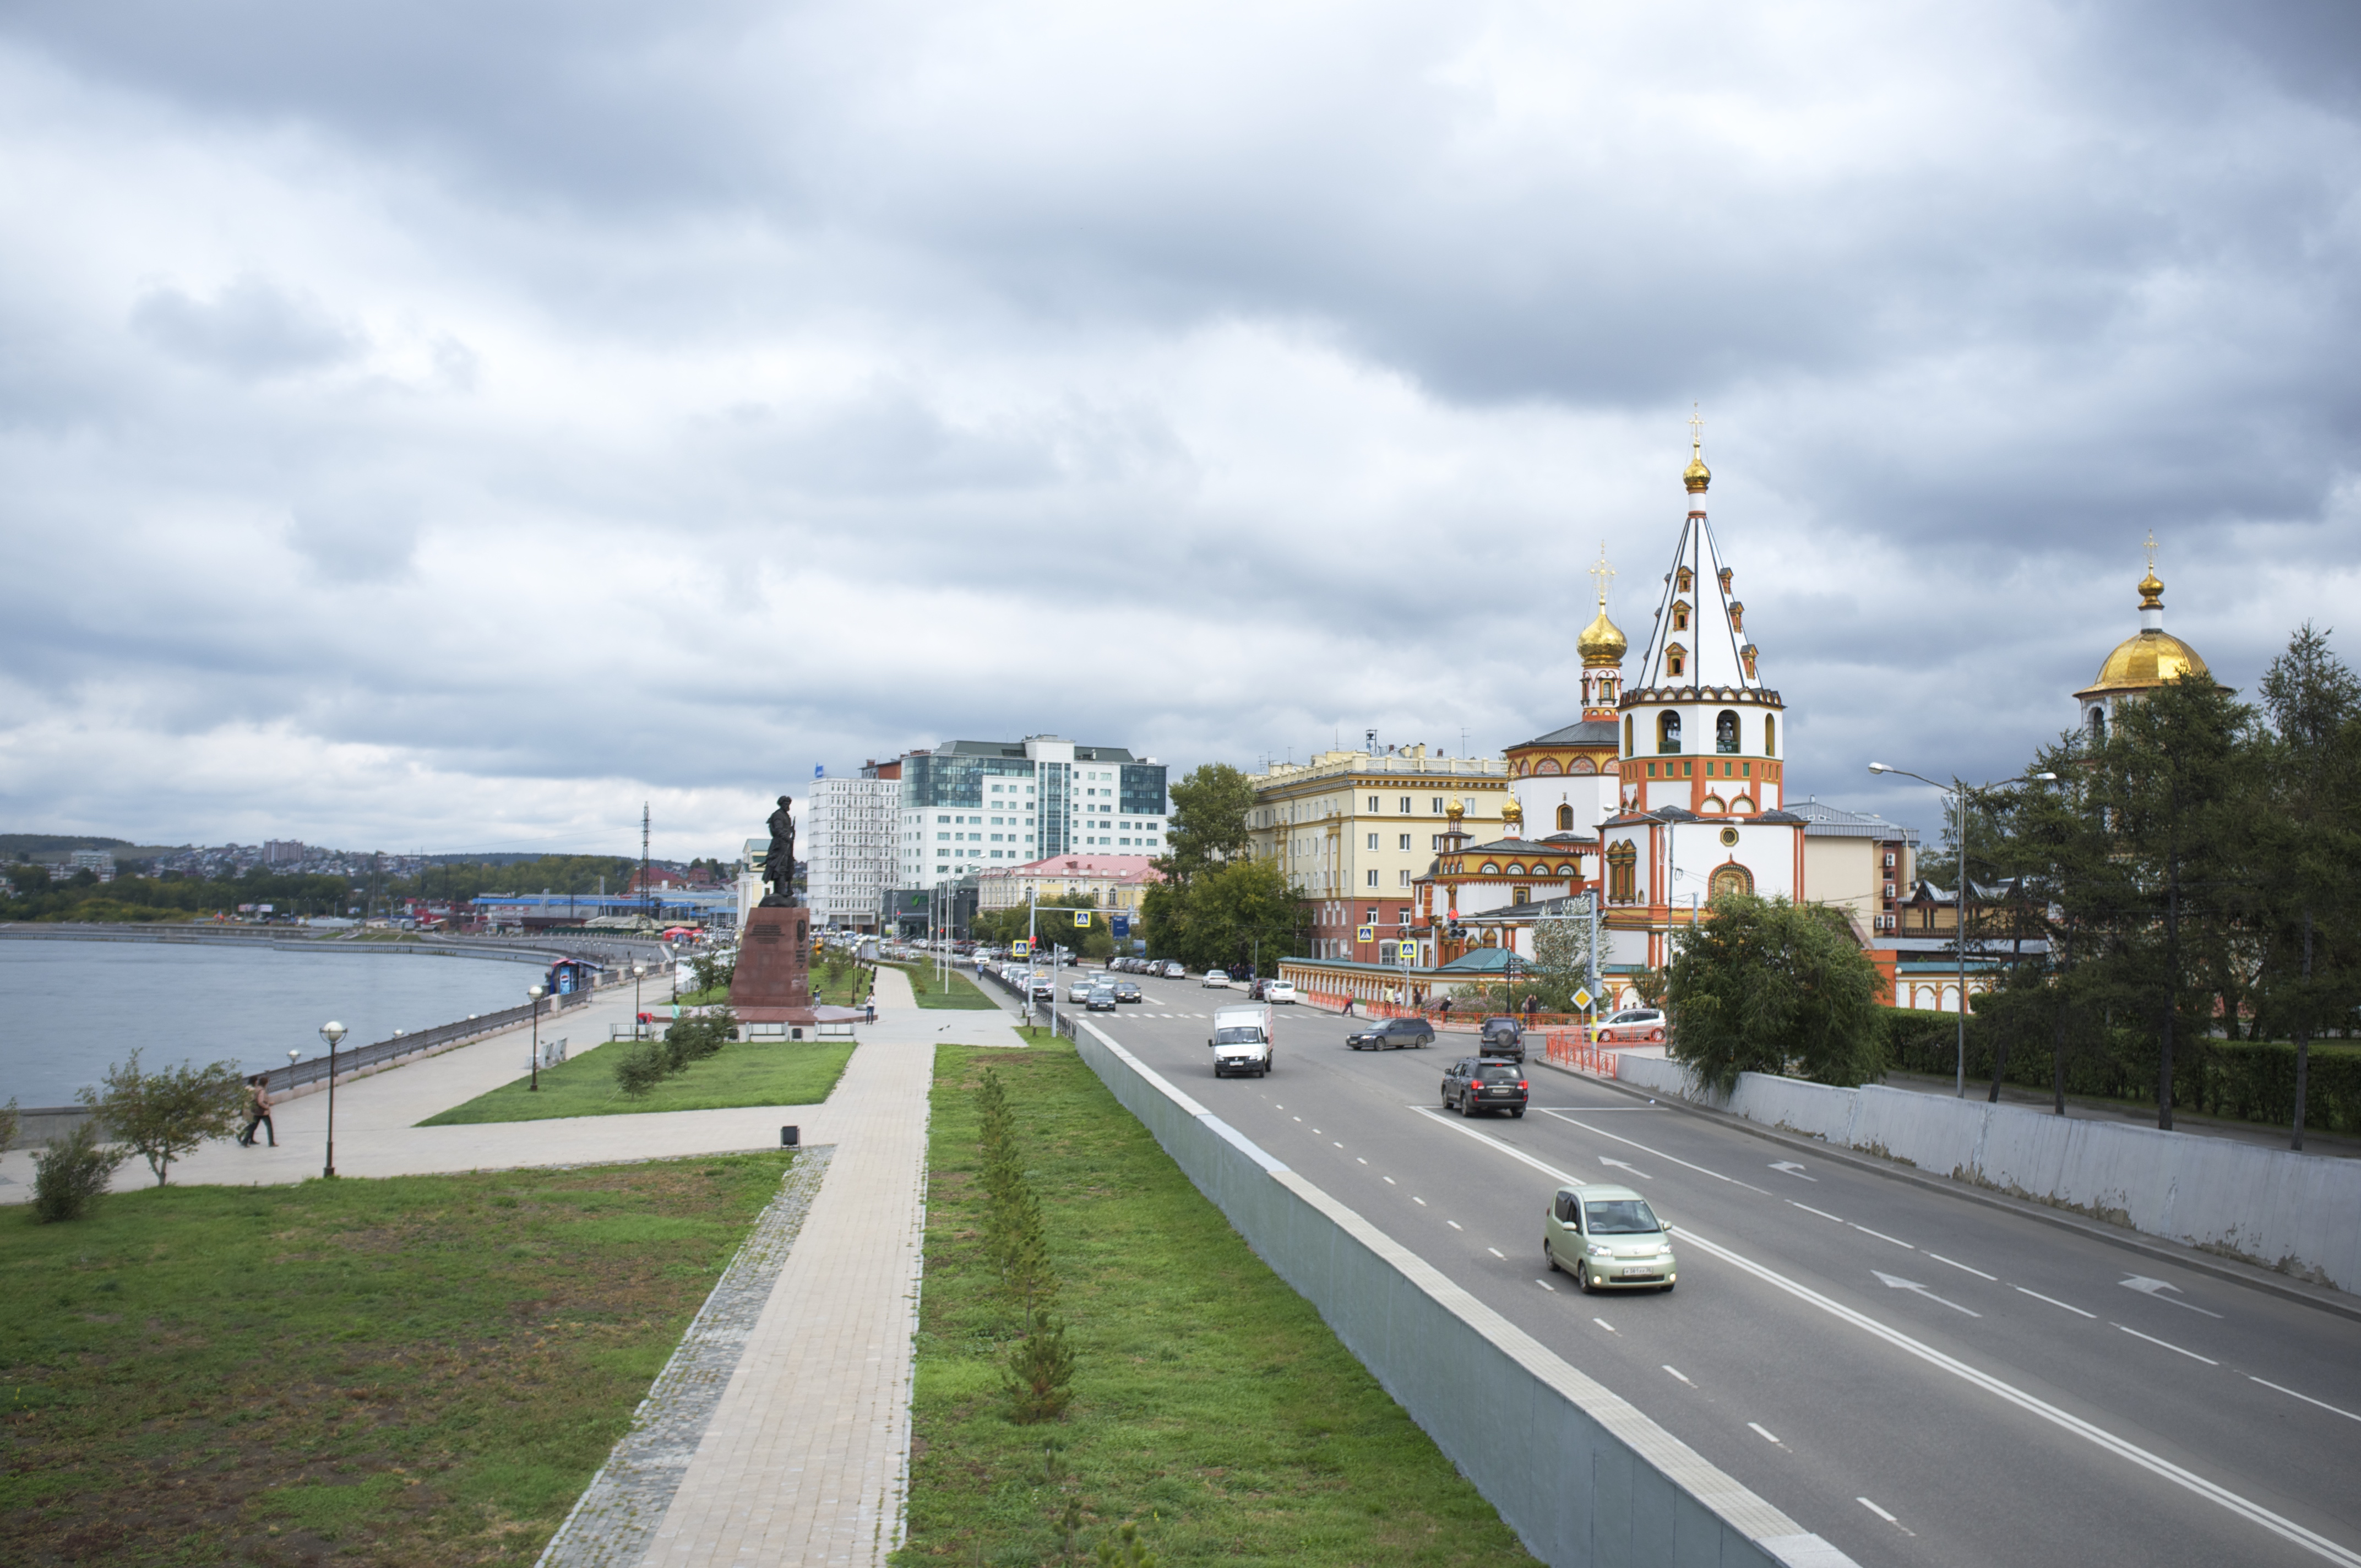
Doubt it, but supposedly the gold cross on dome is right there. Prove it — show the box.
[2144,530,2158,572]
[1590,542,1615,608]
[1689,404,1704,454]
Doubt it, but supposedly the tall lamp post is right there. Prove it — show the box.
[317,1020,346,1178]
[633,963,648,1036]
[1869,764,2055,1095]
[527,984,545,1090]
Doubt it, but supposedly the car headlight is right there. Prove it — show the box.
[1587,1244,1614,1259]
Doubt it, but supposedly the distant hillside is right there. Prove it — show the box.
[1,834,140,857]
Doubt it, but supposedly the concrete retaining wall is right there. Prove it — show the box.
[1073,1020,1853,1568]
[1598,1059,2361,1294]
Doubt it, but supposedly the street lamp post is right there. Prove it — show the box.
[317,1021,346,1178]
[634,963,648,1037]
[527,985,545,1090]
[1869,764,2055,1096]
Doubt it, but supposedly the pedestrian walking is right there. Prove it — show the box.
[237,1074,276,1147]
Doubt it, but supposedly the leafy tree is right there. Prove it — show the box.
[81,1050,249,1186]
[2251,626,2361,1147]
[1182,857,1308,976]
[1156,764,1256,885]
[1665,895,1889,1093]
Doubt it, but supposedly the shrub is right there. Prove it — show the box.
[83,1050,249,1186]
[0,1096,17,1155]
[31,1120,128,1223]
[1667,896,1888,1093]
[975,1067,1074,1423]
[613,1041,670,1098]
[1003,1309,1076,1424]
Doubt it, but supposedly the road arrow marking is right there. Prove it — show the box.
[1875,1269,1982,1316]
[1770,1161,1817,1181]
[2122,1276,2224,1318]
[1600,1156,1652,1180]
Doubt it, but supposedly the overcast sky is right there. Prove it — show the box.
[3,0,2356,859]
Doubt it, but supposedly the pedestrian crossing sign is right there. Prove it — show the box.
[1356,924,1375,943]
[1074,911,1092,928]
[1011,940,1030,957]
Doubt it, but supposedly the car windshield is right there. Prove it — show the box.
[1478,1065,1522,1084]
[1214,1026,1265,1044]
[1583,1199,1662,1234]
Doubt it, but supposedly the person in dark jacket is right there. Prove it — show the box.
[237,1075,276,1147]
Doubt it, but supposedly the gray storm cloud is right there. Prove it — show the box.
[0,0,2354,855]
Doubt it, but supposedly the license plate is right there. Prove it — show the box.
[1618,1266,1656,1277]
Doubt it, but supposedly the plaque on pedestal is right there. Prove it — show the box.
[731,903,817,1025]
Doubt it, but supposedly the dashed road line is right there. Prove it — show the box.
[1749,1422,1782,1444]
[1789,1202,1845,1224]
[1928,1253,1996,1281]
[2114,1324,2217,1365]
[2016,1287,2096,1319]
[1593,1317,1615,1331]
[1662,1365,1694,1386]
[2251,1378,2361,1425]
[1851,1223,1914,1250]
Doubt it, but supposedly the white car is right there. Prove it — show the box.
[1596,1007,1667,1044]
[1201,968,1230,988]
[1068,979,1095,1003]
[1163,961,1187,979]
[1264,980,1297,1004]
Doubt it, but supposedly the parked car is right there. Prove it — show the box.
[1112,981,1142,1003]
[1201,968,1230,988]
[1086,986,1118,1011]
[1543,1185,1676,1293]
[1346,1017,1434,1051]
[1265,980,1297,1004]
[1441,1057,1528,1117]
[1479,1015,1526,1059]
[1596,1008,1667,1045]
[1163,961,1188,979]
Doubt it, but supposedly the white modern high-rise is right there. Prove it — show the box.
[805,771,901,930]
[894,735,1170,890]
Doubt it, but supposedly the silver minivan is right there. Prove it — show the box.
[1543,1185,1677,1293]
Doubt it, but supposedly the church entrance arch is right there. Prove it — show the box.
[1707,862,1754,901]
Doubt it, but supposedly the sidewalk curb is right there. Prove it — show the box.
[1528,1054,2361,1326]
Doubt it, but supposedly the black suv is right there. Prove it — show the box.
[1345,1017,1434,1051]
[1442,1057,1529,1117]
[1479,1015,1525,1059]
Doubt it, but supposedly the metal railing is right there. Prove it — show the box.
[265,981,606,1093]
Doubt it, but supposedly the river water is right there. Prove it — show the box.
[0,939,548,1107]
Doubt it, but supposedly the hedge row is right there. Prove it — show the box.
[1876,1005,2361,1133]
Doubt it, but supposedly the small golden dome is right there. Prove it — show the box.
[1445,797,1464,819]
[1577,607,1628,665]
[2082,630,2210,697]
[1684,449,1711,494]
[1502,796,1524,826]
[2138,569,2164,608]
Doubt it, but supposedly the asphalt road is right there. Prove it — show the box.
[1069,984,2361,1568]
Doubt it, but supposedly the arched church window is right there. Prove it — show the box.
[1607,840,1638,904]
[1571,756,1596,775]
[1702,794,1727,815]
[1555,863,1575,876]
[1764,714,1776,755]
[1731,795,1756,815]
[1658,711,1682,754]
[1709,862,1754,900]
[1556,804,1575,831]
[1716,710,1739,753]
[1667,643,1687,678]
[1729,601,1745,633]
[1673,601,1690,631]
[1677,567,1694,593]
[2087,707,2107,746]
[1481,863,1499,874]
[1623,715,1634,756]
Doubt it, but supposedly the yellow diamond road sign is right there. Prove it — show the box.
[1572,987,1594,1010]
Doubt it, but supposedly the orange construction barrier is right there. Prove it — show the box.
[1540,1027,1619,1079]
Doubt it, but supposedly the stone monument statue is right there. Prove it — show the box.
[762,795,798,906]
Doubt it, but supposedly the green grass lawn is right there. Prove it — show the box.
[901,1039,1536,1566]
[677,964,871,1009]
[885,961,1000,1010]
[1,1151,795,1567]
[419,1039,854,1126]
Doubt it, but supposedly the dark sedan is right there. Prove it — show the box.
[1112,981,1143,1003]
[1345,1017,1434,1051]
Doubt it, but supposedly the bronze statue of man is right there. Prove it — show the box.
[763,796,797,905]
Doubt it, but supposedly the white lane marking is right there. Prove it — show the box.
[1487,1246,1506,1259]
[1593,1317,1615,1332]
[2015,1287,2096,1319]
[1851,1224,1914,1250]
[2251,1378,2361,1425]
[1413,1105,1590,1185]
[1403,1110,2361,1568]
[1789,1202,1845,1223]
[1357,1156,1368,1164]
[1448,1220,1464,1231]
[1928,1252,1998,1281]
[1770,1161,1816,1181]
[1334,1141,1344,1148]
[1313,1128,1323,1134]
[1749,1421,1782,1444]
[1536,1109,1770,1193]
[2122,1276,2224,1318]
[1413,1196,1427,1205]
[1600,1156,1653,1180]
[1663,1365,1694,1386]
[2114,1324,2218,1365]
[1536,1279,1557,1292]
[1875,1270,1982,1316]
[1857,1497,1913,1536]
[1383,1176,1396,1184]
[1292,1116,1302,1122]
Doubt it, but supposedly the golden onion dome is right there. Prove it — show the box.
[1502,796,1524,825]
[2138,568,2165,607]
[2082,629,2211,697]
[1577,606,1628,665]
[1684,450,1711,494]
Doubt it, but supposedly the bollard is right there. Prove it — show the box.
[780,1125,800,1148]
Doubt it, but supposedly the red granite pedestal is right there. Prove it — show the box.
[731,902,817,1026]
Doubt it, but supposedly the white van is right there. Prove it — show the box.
[1208,1004,1275,1077]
